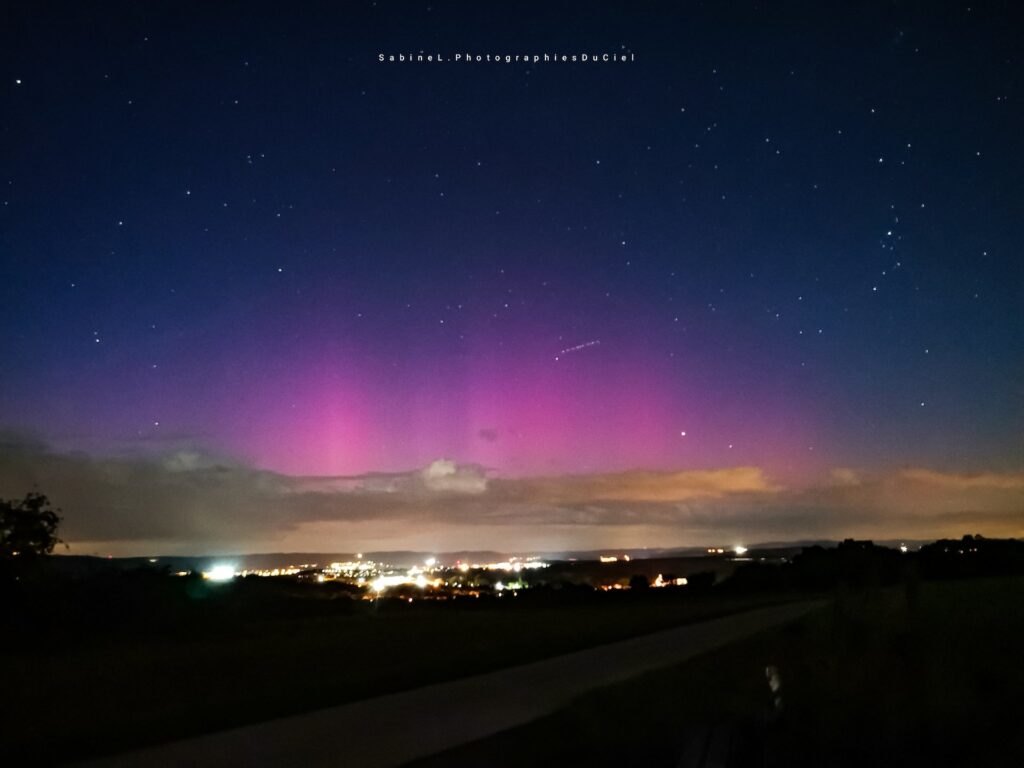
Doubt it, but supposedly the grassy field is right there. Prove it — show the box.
[1,585,788,763]
[412,577,1024,767]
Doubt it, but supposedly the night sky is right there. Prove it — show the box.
[1,2,1021,554]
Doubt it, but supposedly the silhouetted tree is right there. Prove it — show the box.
[919,535,1024,579]
[0,492,62,561]
[687,571,716,590]
[628,574,649,590]
[725,561,789,591]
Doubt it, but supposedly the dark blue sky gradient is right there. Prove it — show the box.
[1,1,1021,478]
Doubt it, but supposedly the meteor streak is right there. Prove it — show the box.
[555,339,601,360]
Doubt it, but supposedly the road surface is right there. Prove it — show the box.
[84,600,823,768]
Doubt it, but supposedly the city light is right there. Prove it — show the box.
[734,545,748,556]
[205,564,236,581]
[183,555,552,600]
[652,574,688,588]
[370,573,433,593]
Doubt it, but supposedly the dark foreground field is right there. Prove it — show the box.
[413,577,1024,767]
[1,576,787,764]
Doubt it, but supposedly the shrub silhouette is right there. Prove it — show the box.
[1,492,63,561]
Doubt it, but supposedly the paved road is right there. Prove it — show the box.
[84,600,823,768]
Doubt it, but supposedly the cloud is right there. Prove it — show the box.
[493,467,780,504]
[0,433,1021,554]
[898,468,1024,491]
[829,468,862,486]
[420,459,489,494]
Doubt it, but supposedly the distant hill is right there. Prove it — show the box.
[53,538,938,572]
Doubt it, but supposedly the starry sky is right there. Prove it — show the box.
[1,2,1022,554]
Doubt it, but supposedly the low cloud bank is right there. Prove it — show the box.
[0,433,1020,554]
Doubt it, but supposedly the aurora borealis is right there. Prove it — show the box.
[1,2,1021,554]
